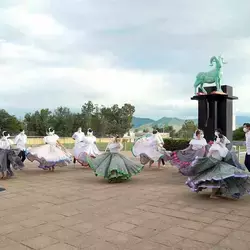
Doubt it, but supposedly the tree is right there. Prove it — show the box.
[233,126,245,141]
[177,120,197,139]
[119,103,135,135]
[72,113,85,133]
[24,109,53,136]
[81,101,95,129]
[99,103,135,136]
[152,125,160,131]
[0,109,22,134]
[23,102,136,137]
[163,125,176,137]
[51,107,74,136]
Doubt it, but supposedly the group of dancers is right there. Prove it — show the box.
[0,127,144,184]
[132,127,250,200]
[1,124,250,200]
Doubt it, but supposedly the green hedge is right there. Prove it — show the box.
[163,138,189,151]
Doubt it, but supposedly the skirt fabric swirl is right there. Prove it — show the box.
[170,148,206,171]
[0,149,24,173]
[87,152,144,182]
[132,135,163,164]
[26,144,71,169]
[74,142,100,165]
[139,149,171,165]
[186,155,250,199]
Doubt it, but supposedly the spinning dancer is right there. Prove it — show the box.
[132,130,168,168]
[0,131,13,150]
[168,129,207,175]
[207,129,230,159]
[76,128,101,166]
[14,129,27,162]
[72,127,85,164]
[26,128,72,171]
[0,131,24,178]
[186,129,250,200]
[0,149,24,179]
[87,135,144,183]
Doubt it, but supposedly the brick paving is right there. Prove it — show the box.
[0,152,250,249]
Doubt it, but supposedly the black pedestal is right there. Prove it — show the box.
[191,85,238,142]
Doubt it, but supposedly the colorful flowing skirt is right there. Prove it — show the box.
[186,154,250,199]
[87,152,144,182]
[26,144,71,169]
[169,148,206,172]
[73,142,100,166]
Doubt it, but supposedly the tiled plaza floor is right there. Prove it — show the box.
[1,152,250,249]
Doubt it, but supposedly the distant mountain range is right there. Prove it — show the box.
[132,116,250,131]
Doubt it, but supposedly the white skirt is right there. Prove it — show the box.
[209,143,229,158]
[27,144,71,168]
[74,142,100,159]
[132,137,163,162]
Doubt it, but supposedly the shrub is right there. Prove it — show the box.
[233,126,245,141]
[163,138,189,151]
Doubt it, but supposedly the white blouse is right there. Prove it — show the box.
[72,132,85,144]
[189,138,207,150]
[108,142,123,153]
[43,134,59,145]
[14,133,27,150]
[0,136,13,149]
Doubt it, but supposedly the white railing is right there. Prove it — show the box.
[232,141,246,160]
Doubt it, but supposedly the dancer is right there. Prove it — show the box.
[0,131,24,178]
[0,148,24,179]
[87,135,144,183]
[207,129,230,159]
[76,128,101,166]
[243,123,250,171]
[26,128,72,171]
[168,129,207,174]
[186,129,250,200]
[132,130,167,168]
[211,129,231,149]
[72,127,85,164]
[14,129,27,162]
[0,131,13,149]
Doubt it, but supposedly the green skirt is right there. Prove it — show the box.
[87,152,144,182]
[186,155,250,199]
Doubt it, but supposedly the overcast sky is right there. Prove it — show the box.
[1,0,250,119]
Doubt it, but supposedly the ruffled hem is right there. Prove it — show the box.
[87,153,144,182]
[26,153,71,169]
[170,151,192,168]
[76,152,96,166]
[186,174,250,199]
[139,153,164,165]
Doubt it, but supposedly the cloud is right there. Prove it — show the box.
[0,0,250,119]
